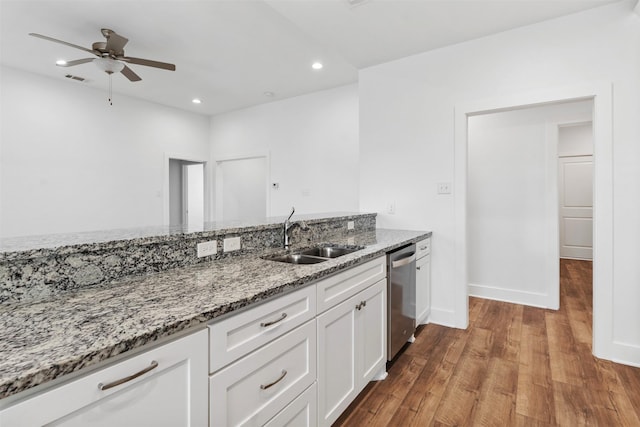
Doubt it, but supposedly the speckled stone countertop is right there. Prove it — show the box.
[0,228,430,401]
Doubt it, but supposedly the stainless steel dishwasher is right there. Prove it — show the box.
[387,243,417,361]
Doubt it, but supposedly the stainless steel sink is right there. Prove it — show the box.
[299,246,362,258]
[263,254,327,264]
[263,245,364,264]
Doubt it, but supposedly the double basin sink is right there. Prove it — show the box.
[263,245,364,264]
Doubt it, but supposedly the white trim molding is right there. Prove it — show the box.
[468,283,550,309]
[454,81,614,360]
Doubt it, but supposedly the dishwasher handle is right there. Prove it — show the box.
[391,253,416,269]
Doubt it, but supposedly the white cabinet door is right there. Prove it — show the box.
[317,293,358,427]
[0,330,208,427]
[357,279,386,385]
[416,254,431,325]
[317,279,387,427]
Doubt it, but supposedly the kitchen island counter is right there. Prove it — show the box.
[0,228,431,400]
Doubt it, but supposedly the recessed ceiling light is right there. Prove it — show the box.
[192,98,202,104]
[263,91,274,97]
[56,59,67,66]
[312,62,323,70]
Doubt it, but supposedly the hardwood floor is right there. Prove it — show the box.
[334,259,640,426]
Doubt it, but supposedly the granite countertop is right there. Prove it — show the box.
[0,228,430,401]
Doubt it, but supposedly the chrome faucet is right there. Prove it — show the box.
[283,207,296,250]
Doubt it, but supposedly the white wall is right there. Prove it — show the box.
[558,122,593,157]
[0,66,211,238]
[209,84,359,218]
[359,0,640,364]
[467,101,592,307]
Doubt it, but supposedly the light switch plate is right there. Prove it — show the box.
[387,202,396,214]
[223,237,241,252]
[197,240,217,257]
[437,182,452,194]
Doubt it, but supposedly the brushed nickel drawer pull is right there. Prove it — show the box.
[260,313,287,327]
[98,360,158,391]
[260,370,287,390]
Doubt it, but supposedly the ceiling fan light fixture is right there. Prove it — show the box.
[55,59,67,66]
[93,57,124,74]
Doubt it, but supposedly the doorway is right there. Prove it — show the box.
[454,82,613,360]
[169,159,205,228]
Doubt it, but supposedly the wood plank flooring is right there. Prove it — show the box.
[334,259,640,426]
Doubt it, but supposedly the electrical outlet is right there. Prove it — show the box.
[347,221,355,230]
[197,240,217,258]
[223,237,241,252]
[437,182,452,194]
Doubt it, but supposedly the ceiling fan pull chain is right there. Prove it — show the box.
[108,73,113,106]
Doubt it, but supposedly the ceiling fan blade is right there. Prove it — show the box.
[57,58,94,67]
[118,56,176,71]
[120,64,142,82]
[104,30,128,55]
[29,33,98,55]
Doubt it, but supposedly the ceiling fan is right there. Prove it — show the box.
[29,28,176,82]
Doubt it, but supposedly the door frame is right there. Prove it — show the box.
[214,152,271,221]
[454,82,613,360]
[163,153,211,226]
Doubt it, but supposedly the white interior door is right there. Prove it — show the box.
[559,155,593,260]
[185,163,204,227]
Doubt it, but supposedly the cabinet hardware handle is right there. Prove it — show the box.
[356,302,362,310]
[417,266,421,270]
[260,370,287,390]
[98,360,158,391]
[419,246,428,250]
[260,312,288,327]
[362,300,367,308]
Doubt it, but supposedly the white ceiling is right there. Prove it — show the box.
[0,0,620,116]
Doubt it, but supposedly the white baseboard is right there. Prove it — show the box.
[468,283,551,309]
[428,307,458,328]
[611,340,640,368]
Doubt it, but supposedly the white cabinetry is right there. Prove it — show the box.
[209,320,316,426]
[208,285,318,427]
[416,238,431,325]
[317,257,387,426]
[0,330,208,427]
[263,383,317,427]
[209,285,316,373]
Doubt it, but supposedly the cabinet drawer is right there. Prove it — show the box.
[416,238,431,258]
[210,320,316,427]
[316,256,385,314]
[0,330,208,427]
[209,285,316,373]
[264,383,317,427]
